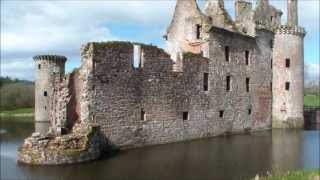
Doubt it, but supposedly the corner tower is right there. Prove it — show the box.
[33,55,67,134]
[272,0,305,128]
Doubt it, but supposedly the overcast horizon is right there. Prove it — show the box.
[1,0,319,83]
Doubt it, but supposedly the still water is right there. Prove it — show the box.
[1,117,319,180]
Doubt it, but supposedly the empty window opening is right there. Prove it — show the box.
[248,108,252,115]
[203,73,209,91]
[285,82,290,91]
[196,24,202,39]
[270,16,273,22]
[44,91,47,97]
[38,64,41,69]
[246,78,250,92]
[285,58,290,68]
[270,82,272,91]
[270,40,273,49]
[245,51,250,65]
[271,58,273,69]
[44,106,46,110]
[219,110,224,118]
[183,112,189,121]
[226,75,231,91]
[141,109,146,121]
[133,45,142,69]
[225,46,230,62]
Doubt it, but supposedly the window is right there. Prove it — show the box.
[271,58,273,69]
[226,75,231,91]
[248,108,252,115]
[183,112,189,121]
[245,51,250,65]
[246,78,250,92]
[285,58,290,68]
[219,110,224,118]
[203,73,209,91]
[44,91,47,96]
[270,82,272,91]
[270,16,273,23]
[270,40,273,49]
[133,44,142,68]
[285,82,290,91]
[225,46,230,62]
[196,24,202,39]
[141,109,146,121]
[38,64,41,69]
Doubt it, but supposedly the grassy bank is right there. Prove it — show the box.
[254,170,320,180]
[304,94,320,108]
[0,108,34,118]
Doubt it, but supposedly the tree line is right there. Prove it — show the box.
[0,76,34,110]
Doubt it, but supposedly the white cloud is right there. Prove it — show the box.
[0,0,319,81]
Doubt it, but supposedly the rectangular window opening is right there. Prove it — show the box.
[271,58,273,69]
[44,91,47,97]
[183,112,189,121]
[38,64,41,69]
[270,40,273,49]
[225,46,230,62]
[246,77,250,92]
[285,58,290,68]
[226,75,231,91]
[245,50,249,65]
[285,82,290,91]
[203,73,209,91]
[248,108,252,115]
[141,109,146,121]
[133,45,142,69]
[219,110,224,118]
[270,82,272,91]
[196,24,202,39]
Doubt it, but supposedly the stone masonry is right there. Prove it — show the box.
[19,0,306,164]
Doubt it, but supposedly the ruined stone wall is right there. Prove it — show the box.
[76,40,272,148]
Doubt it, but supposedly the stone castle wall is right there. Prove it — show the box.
[67,39,273,148]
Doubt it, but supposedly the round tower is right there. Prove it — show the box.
[272,0,306,128]
[33,55,67,135]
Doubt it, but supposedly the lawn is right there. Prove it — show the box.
[254,170,320,180]
[304,94,320,108]
[0,108,34,118]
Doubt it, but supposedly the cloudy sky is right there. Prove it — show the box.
[1,0,319,81]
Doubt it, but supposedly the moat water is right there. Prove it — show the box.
[1,117,319,180]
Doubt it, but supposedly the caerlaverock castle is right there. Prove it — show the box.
[33,0,305,148]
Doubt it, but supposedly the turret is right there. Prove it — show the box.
[287,0,298,27]
[165,0,203,61]
[33,55,67,135]
[272,0,305,128]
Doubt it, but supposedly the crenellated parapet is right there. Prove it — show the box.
[34,55,67,63]
[275,25,306,37]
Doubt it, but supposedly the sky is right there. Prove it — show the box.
[1,0,319,82]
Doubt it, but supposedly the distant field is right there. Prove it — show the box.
[254,170,320,180]
[0,108,34,118]
[304,94,320,108]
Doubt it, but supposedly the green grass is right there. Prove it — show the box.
[254,170,320,180]
[0,108,34,118]
[304,94,320,108]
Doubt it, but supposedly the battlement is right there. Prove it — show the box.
[33,55,67,63]
[276,25,306,36]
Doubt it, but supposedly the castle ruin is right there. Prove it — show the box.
[19,0,305,164]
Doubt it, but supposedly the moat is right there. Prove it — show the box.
[1,116,319,180]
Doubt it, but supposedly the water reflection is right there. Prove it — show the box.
[1,117,319,180]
